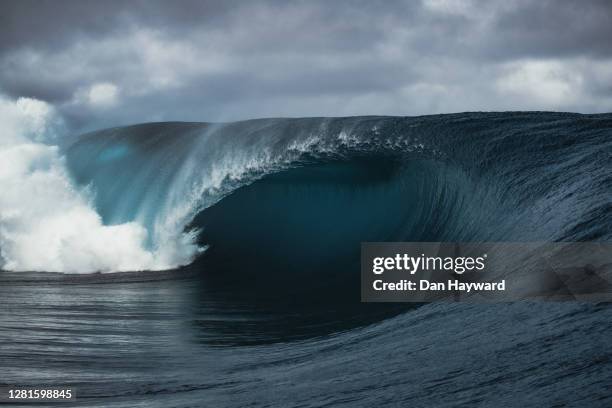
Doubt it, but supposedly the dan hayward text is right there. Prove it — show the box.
[373,279,506,292]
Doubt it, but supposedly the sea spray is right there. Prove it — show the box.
[0,96,197,272]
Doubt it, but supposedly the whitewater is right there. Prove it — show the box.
[0,97,195,272]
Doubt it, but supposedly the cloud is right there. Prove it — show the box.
[86,83,119,108]
[0,0,610,132]
[496,60,583,107]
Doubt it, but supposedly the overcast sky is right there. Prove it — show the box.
[1,0,611,132]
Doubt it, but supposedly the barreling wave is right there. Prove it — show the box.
[2,109,611,273]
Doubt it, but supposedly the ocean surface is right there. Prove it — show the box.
[1,112,611,407]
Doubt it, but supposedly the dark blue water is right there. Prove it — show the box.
[2,277,612,407]
[1,112,611,407]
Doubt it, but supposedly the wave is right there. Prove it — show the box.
[2,109,611,273]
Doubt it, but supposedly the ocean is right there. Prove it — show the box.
[1,112,611,407]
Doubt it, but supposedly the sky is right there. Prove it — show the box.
[1,0,612,132]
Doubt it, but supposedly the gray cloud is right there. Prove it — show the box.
[490,0,612,59]
[1,0,611,132]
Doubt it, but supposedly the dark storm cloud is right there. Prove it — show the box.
[0,0,236,50]
[0,0,611,132]
[490,0,612,59]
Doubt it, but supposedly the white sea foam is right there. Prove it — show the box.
[0,96,195,273]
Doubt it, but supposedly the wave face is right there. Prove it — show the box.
[65,113,611,273]
[2,112,610,273]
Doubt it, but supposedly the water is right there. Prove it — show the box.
[1,112,611,406]
[2,274,612,407]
